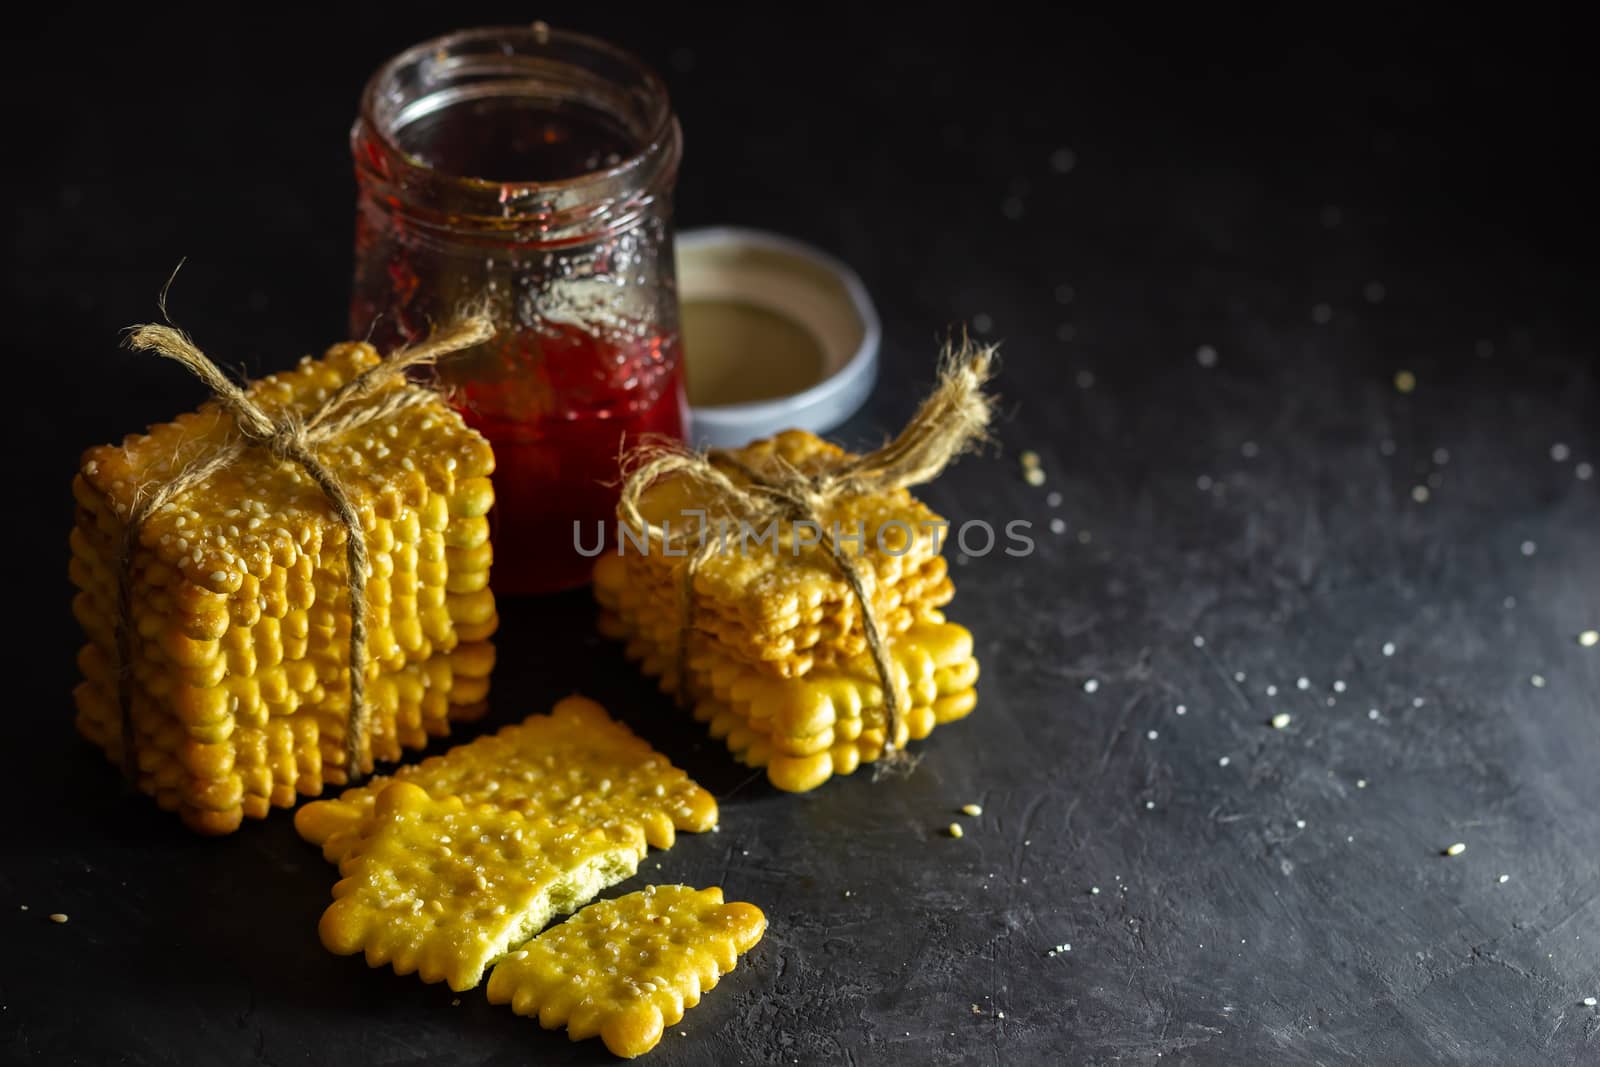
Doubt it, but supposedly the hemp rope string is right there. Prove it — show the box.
[617,341,996,767]
[114,317,495,785]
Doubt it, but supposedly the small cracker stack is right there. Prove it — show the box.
[595,429,981,792]
[70,339,498,833]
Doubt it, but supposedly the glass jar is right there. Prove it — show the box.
[350,24,687,594]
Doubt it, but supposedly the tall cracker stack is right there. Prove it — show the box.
[70,330,498,833]
[595,346,993,791]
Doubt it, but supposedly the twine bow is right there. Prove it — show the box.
[114,316,495,784]
[617,341,996,766]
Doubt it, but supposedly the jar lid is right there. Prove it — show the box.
[675,227,879,448]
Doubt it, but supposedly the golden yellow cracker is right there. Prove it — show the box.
[595,552,954,680]
[486,885,766,1059]
[699,677,979,792]
[317,781,645,992]
[296,696,716,864]
[621,431,948,625]
[603,601,980,791]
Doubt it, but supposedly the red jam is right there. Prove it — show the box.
[457,321,687,594]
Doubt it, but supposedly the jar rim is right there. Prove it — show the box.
[356,23,675,199]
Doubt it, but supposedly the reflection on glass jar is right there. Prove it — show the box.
[351,24,687,594]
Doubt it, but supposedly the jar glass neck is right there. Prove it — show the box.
[353,25,679,243]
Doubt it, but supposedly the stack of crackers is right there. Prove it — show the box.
[70,341,499,833]
[595,430,980,791]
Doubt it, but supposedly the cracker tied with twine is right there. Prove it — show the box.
[611,341,995,781]
[70,303,499,832]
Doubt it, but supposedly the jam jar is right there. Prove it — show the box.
[351,24,687,594]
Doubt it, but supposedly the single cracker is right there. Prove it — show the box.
[295,695,717,864]
[486,885,766,1059]
[317,781,646,992]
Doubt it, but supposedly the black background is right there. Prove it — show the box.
[5,6,1598,1065]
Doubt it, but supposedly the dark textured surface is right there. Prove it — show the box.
[5,8,1598,1065]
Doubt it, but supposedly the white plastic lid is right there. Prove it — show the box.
[675,227,879,448]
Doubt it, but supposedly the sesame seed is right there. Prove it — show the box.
[1521,540,1537,556]
[1175,704,1187,715]
[1382,642,1396,656]
[1551,443,1571,462]
[1578,631,1598,648]
[1218,756,1231,767]
[961,803,983,817]
[1266,685,1278,696]
[1411,485,1430,503]
[1531,675,1547,688]
[1296,677,1310,691]
[1049,518,1066,535]
[1356,779,1367,788]
[1146,730,1159,741]
[1145,800,1155,810]
[1333,680,1347,693]
[49,913,68,923]
[1394,370,1417,394]
[1193,635,1206,648]
[1576,461,1594,480]
[1024,467,1046,487]
[1295,819,1307,829]
[1234,671,1246,683]
[1368,709,1381,720]
[1083,679,1100,694]
[1498,875,1510,884]
[947,823,963,839]
[1195,345,1218,368]
[1090,886,1100,895]
[1412,697,1425,707]
[1444,842,1467,857]
[1271,713,1292,730]
[1046,490,1062,507]
[1022,450,1042,471]
[1583,997,1597,1008]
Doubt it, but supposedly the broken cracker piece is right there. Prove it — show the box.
[317,781,646,992]
[487,885,765,1059]
[295,695,717,864]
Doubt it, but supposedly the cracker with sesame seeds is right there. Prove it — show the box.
[296,696,717,864]
[317,781,646,992]
[604,608,977,791]
[486,885,766,1059]
[594,549,955,679]
[606,430,952,664]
